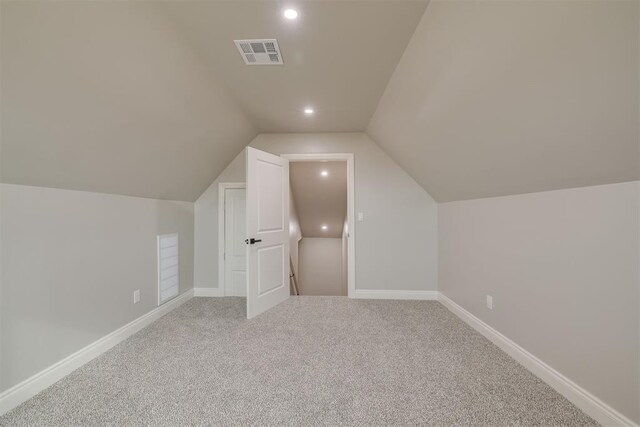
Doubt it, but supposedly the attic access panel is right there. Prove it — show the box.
[234,39,284,65]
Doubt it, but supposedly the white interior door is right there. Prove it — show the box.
[224,188,247,297]
[246,147,290,319]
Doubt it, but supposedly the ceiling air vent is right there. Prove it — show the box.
[234,39,283,65]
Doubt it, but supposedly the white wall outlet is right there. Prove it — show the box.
[486,295,493,310]
[357,212,364,221]
[133,289,140,304]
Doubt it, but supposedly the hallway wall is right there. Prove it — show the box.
[298,238,343,296]
[289,186,302,291]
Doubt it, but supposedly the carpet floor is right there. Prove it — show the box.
[1,297,596,426]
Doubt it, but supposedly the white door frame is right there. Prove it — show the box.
[218,182,246,296]
[281,153,356,297]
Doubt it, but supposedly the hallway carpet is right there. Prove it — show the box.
[1,297,596,426]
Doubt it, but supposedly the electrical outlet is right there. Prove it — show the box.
[486,295,493,310]
[133,290,140,304]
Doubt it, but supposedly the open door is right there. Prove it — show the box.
[246,147,290,319]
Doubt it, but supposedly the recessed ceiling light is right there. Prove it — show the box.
[321,225,328,230]
[320,170,329,177]
[304,108,314,115]
[284,9,298,20]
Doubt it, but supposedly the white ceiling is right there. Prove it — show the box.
[368,0,640,202]
[290,162,347,238]
[160,0,429,133]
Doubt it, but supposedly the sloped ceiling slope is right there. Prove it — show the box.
[1,1,256,201]
[290,162,347,238]
[368,0,639,202]
[160,0,428,133]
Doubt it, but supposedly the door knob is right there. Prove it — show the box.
[245,238,262,245]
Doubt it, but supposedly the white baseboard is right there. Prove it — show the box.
[353,289,438,300]
[193,287,224,297]
[0,289,194,416]
[438,292,637,427]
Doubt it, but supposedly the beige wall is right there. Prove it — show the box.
[341,220,348,295]
[289,186,302,290]
[1,184,194,391]
[194,133,438,293]
[298,238,343,296]
[439,181,640,423]
[193,151,244,289]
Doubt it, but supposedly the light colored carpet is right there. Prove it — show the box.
[1,297,596,426]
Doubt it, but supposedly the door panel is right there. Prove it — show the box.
[257,245,285,295]
[246,147,290,318]
[257,160,285,232]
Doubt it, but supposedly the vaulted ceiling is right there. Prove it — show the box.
[160,1,428,133]
[368,0,639,201]
[2,0,638,203]
[0,0,256,201]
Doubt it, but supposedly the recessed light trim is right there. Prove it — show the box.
[320,170,329,177]
[321,225,328,230]
[284,9,298,20]
[304,108,314,115]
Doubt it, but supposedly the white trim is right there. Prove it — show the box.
[0,289,194,416]
[193,287,224,297]
[218,182,246,297]
[438,292,638,427]
[353,289,439,300]
[281,153,356,298]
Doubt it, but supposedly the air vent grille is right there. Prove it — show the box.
[157,233,179,305]
[234,39,283,65]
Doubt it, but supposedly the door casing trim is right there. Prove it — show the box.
[281,153,356,298]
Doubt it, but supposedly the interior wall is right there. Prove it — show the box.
[1,183,194,391]
[298,238,343,296]
[439,181,640,423]
[193,150,244,289]
[0,130,3,390]
[193,132,438,293]
[341,220,348,295]
[289,185,302,289]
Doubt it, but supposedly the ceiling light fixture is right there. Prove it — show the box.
[320,170,329,177]
[284,9,298,20]
[321,225,328,230]
[304,108,314,115]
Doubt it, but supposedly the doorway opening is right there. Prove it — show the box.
[218,150,356,318]
[283,153,355,297]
